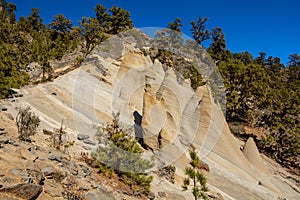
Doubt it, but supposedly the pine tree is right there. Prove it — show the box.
[287,54,300,83]
[0,0,16,23]
[167,18,183,47]
[94,4,111,32]
[207,27,230,62]
[79,16,107,55]
[93,113,154,195]
[190,17,210,46]
[50,14,72,33]
[109,5,133,34]
[182,150,208,200]
[26,8,43,31]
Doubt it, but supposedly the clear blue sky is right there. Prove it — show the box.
[11,0,300,65]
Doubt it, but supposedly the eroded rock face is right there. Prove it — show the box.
[0,183,43,200]
[243,137,269,174]
[3,33,299,200]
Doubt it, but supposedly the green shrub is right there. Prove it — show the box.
[16,106,40,141]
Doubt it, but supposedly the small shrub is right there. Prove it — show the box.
[76,56,84,64]
[52,120,67,149]
[16,106,40,141]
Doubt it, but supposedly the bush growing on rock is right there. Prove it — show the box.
[16,106,40,141]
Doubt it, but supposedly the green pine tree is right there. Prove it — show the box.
[182,150,208,200]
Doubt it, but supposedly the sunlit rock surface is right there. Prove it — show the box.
[3,32,299,200]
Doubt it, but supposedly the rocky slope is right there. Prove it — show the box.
[0,30,299,200]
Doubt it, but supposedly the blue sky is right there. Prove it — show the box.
[11,0,300,65]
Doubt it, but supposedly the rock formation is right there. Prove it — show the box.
[1,32,299,200]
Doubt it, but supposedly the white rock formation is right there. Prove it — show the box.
[3,35,299,200]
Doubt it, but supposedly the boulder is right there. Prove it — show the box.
[8,88,23,98]
[77,134,90,140]
[0,105,7,111]
[83,139,96,145]
[158,191,166,198]
[26,62,42,79]
[0,183,42,200]
[10,169,28,180]
[208,192,224,200]
[47,151,62,162]
[148,191,155,200]
[42,166,65,182]
[77,165,92,178]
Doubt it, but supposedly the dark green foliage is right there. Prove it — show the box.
[167,18,184,47]
[80,17,108,55]
[207,27,231,62]
[154,49,174,67]
[168,18,183,32]
[183,61,205,90]
[0,1,82,97]
[94,4,134,34]
[26,8,43,31]
[92,114,154,195]
[0,43,30,98]
[190,17,210,46]
[80,4,134,54]
[197,14,300,171]
[16,106,40,141]
[212,46,300,172]
[0,0,16,23]
[182,150,208,200]
[94,4,111,32]
[153,18,187,50]
[288,54,300,67]
[218,58,268,121]
[287,54,300,84]
[109,5,133,34]
[255,58,300,171]
[0,2,136,98]
[50,14,72,33]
